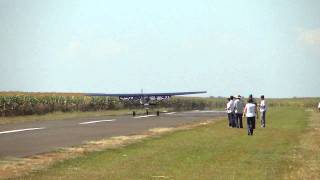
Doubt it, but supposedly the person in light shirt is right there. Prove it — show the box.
[226,96,235,127]
[243,95,258,136]
[318,102,320,112]
[259,95,267,128]
[234,95,244,128]
[225,98,231,127]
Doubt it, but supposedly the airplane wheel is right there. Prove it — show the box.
[157,111,160,116]
[133,111,136,116]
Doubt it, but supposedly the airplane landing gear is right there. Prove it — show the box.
[157,111,160,116]
[133,111,136,116]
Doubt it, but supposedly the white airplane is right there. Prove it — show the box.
[85,90,207,116]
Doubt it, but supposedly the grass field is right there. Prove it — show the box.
[16,107,320,180]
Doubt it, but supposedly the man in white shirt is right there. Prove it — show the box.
[226,98,231,127]
[226,96,235,127]
[259,95,267,128]
[318,102,320,112]
[234,95,244,128]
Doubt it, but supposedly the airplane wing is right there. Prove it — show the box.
[85,91,207,97]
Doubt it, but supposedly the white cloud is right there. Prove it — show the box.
[298,28,320,46]
[96,41,127,56]
[66,40,82,54]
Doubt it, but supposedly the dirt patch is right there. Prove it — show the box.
[0,118,221,179]
[149,128,174,133]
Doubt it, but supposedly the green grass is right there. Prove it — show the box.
[284,110,320,179]
[19,107,310,179]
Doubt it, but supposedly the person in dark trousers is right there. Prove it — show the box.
[243,95,258,136]
[226,96,236,128]
[234,95,244,128]
[230,96,236,128]
[225,98,232,127]
[248,94,258,129]
[259,95,267,128]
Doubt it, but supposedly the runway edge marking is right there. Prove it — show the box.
[133,115,156,119]
[0,127,46,135]
[164,112,177,115]
[79,119,116,125]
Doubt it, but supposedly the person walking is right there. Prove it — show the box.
[234,95,244,128]
[230,96,236,128]
[226,98,231,127]
[249,94,258,129]
[243,95,258,136]
[226,96,235,127]
[259,95,267,128]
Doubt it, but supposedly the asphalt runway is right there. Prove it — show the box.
[0,110,225,158]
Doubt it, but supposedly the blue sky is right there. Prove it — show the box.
[0,0,319,98]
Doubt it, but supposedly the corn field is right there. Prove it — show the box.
[0,93,226,117]
[0,95,122,116]
[267,98,320,108]
[0,92,318,117]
